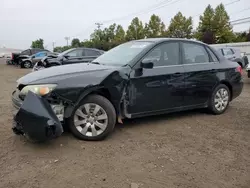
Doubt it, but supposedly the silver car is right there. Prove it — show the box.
[215,47,248,68]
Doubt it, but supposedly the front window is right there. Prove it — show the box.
[93,41,152,66]
[142,42,180,67]
[59,49,76,57]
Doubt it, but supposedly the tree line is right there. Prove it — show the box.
[31,3,250,52]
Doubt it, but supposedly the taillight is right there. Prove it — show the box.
[236,66,243,75]
[11,53,14,60]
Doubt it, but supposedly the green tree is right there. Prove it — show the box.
[195,4,216,43]
[53,46,71,53]
[126,17,145,40]
[213,3,234,43]
[114,25,126,43]
[31,38,44,49]
[144,14,165,38]
[233,32,247,42]
[81,40,94,48]
[71,38,81,47]
[166,12,193,38]
[247,29,250,41]
[201,30,216,44]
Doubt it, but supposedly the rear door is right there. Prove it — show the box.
[181,42,219,106]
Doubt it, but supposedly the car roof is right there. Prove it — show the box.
[134,38,206,45]
[74,47,103,52]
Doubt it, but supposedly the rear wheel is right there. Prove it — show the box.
[238,62,243,68]
[67,95,116,141]
[208,84,230,115]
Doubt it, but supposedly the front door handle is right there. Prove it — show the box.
[210,69,216,73]
[172,72,182,77]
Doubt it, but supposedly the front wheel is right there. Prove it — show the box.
[67,95,116,141]
[22,61,32,68]
[208,84,230,115]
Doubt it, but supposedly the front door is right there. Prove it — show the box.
[127,41,186,115]
[181,42,219,106]
[63,49,85,65]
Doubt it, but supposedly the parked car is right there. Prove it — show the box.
[32,48,104,71]
[0,53,5,58]
[12,38,243,142]
[214,47,248,68]
[20,51,59,68]
[7,48,50,66]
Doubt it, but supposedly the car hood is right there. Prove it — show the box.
[17,63,116,85]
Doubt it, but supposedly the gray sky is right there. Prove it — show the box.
[0,0,249,50]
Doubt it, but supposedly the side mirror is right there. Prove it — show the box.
[141,60,154,69]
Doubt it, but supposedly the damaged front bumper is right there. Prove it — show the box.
[12,91,63,142]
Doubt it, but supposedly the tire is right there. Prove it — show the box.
[248,71,250,78]
[238,62,243,68]
[208,84,231,115]
[22,61,32,69]
[67,94,116,141]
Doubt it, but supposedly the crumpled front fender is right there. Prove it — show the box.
[13,91,63,142]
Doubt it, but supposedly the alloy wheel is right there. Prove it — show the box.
[214,88,229,112]
[24,61,31,68]
[73,103,108,137]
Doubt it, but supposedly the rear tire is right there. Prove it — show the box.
[67,94,116,141]
[248,71,250,78]
[208,84,230,115]
[238,62,243,68]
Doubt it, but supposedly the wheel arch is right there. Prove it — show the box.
[64,87,120,118]
[219,80,233,101]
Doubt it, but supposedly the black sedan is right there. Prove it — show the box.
[32,47,104,71]
[12,38,243,142]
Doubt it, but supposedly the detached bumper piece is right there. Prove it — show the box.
[13,91,63,142]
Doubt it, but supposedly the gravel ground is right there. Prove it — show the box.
[0,59,250,188]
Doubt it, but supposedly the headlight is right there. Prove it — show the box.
[20,84,57,96]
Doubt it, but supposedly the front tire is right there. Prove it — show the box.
[208,84,230,115]
[67,95,116,141]
[21,61,32,68]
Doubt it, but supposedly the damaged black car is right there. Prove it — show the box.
[12,38,243,142]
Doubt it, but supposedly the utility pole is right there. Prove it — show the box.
[95,23,103,30]
[52,42,55,52]
[65,37,70,46]
[135,25,138,40]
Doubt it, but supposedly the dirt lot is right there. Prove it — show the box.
[0,59,249,188]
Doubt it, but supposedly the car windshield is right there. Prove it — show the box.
[93,41,152,66]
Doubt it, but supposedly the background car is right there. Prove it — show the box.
[20,51,58,68]
[0,53,5,58]
[214,47,249,68]
[12,38,243,142]
[7,48,50,66]
[32,47,104,71]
